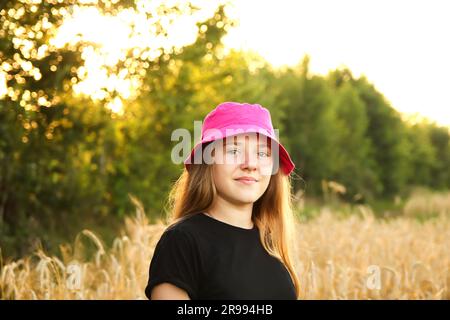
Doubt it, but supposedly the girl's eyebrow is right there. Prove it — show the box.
[224,141,269,147]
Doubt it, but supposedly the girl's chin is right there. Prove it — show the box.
[229,194,259,204]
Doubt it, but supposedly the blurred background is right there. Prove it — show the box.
[0,0,449,299]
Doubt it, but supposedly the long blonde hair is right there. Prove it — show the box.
[163,160,301,299]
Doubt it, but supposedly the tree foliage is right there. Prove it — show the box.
[1,1,449,258]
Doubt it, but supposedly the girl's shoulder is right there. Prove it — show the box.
[157,213,215,254]
[164,212,205,238]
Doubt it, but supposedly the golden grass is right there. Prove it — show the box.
[294,206,449,299]
[403,187,450,218]
[1,194,449,299]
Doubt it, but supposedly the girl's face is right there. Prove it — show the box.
[211,133,274,205]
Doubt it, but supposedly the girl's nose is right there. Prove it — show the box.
[240,142,258,170]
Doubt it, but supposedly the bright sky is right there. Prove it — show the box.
[2,0,448,126]
[222,0,450,126]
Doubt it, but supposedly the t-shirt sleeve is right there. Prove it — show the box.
[145,227,201,300]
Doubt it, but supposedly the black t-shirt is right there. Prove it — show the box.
[145,212,297,300]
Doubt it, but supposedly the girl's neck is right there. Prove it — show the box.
[205,199,254,229]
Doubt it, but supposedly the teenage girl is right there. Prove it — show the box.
[145,102,300,300]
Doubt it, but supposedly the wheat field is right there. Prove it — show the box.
[1,191,449,300]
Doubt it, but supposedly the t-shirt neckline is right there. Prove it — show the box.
[200,212,257,232]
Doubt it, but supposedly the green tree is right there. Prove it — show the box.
[407,123,435,186]
[353,76,411,198]
[0,0,231,258]
[280,56,341,194]
[428,125,450,189]
[330,80,381,201]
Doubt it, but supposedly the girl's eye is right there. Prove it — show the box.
[227,149,239,155]
[225,148,270,159]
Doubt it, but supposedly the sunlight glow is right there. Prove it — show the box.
[51,0,222,113]
[223,0,450,126]
[0,71,7,98]
[49,0,448,125]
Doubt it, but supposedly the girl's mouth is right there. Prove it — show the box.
[235,178,258,185]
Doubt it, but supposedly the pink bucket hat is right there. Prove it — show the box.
[183,102,295,175]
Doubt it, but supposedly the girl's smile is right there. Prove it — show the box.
[234,176,259,185]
